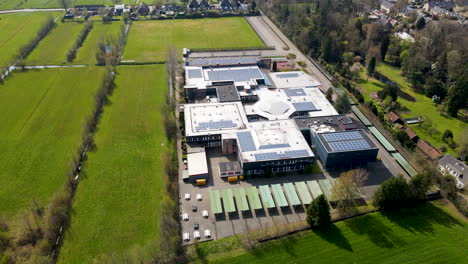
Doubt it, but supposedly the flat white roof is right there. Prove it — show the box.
[269,71,321,89]
[187,151,208,176]
[243,87,337,120]
[237,120,314,163]
[184,102,249,137]
[184,65,265,90]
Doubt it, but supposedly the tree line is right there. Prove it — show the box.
[66,22,94,62]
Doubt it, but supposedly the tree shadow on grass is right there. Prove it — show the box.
[249,234,300,259]
[313,224,353,252]
[345,214,407,248]
[382,202,464,235]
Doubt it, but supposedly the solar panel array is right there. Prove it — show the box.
[190,57,257,66]
[258,143,291,150]
[293,102,318,112]
[187,69,203,78]
[207,68,263,82]
[284,88,306,97]
[237,131,256,152]
[322,131,363,142]
[329,139,371,152]
[254,149,310,161]
[276,73,299,79]
[196,120,237,130]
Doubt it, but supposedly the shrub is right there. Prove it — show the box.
[373,175,411,211]
[307,194,331,228]
[66,22,93,62]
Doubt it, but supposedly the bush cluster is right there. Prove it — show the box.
[66,22,93,62]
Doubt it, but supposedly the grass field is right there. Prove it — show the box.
[357,64,467,156]
[25,21,86,65]
[194,201,467,264]
[0,12,60,66]
[57,65,168,264]
[74,21,123,65]
[123,17,265,61]
[0,0,136,10]
[0,67,105,229]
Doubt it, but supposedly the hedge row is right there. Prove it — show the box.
[66,22,94,62]
[17,16,55,61]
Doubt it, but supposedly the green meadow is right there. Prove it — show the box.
[123,17,265,62]
[193,201,467,264]
[0,67,105,230]
[0,12,60,66]
[58,65,168,264]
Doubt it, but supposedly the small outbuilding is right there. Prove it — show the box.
[187,151,209,181]
[219,161,242,178]
[387,112,402,124]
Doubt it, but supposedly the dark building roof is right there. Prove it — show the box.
[221,0,231,7]
[295,115,353,131]
[187,57,258,67]
[439,154,467,179]
[216,84,241,102]
[219,161,242,173]
[199,0,210,8]
[417,140,443,160]
[387,112,402,123]
[428,1,455,10]
[317,130,379,154]
[188,0,199,8]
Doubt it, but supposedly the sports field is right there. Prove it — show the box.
[0,12,60,66]
[0,67,105,228]
[25,21,85,65]
[58,65,168,264]
[194,201,467,264]
[123,17,265,61]
[74,21,123,65]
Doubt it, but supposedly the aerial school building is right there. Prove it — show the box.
[182,57,378,179]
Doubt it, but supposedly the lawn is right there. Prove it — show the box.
[0,0,62,10]
[123,17,265,62]
[25,21,85,65]
[0,67,105,230]
[57,65,168,264]
[357,63,467,155]
[0,12,60,66]
[74,21,123,65]
[194,201,467,264]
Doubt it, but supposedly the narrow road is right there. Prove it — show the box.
[0,8,64,14]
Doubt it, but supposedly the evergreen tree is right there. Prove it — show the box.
[307,194,331,228]
[334,93,351,114]
[447,67,468,117]
[416,17,426,30]
[380,34,390,61]
[367,56,376,79]
[434,52,448,83]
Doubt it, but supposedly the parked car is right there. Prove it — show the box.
[202,210,209,218]
[183,232,190,241]
[184,193,190,200]
[196,194,202,201]
[204,229,211,238]
[182,213,189,221]
[192,205,197,212]
[194,222,199,230]
[194,231,201,240]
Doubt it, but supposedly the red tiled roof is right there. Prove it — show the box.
[387,112,401,123]
[404,128,418,140]
[417,140,443,160]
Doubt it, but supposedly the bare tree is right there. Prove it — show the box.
[331,169,368,216]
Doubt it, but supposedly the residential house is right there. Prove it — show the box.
[403,128,419,142]
[231,0,242,10]
[221,0,232,10]
[199,0,210,10]
[114,4,124,16]
[137,2,150,16]
[438,154,467,188]
[188,0,199,10]
[381,0,395,14]
[424,1,455,12]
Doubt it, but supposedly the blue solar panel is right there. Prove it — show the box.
[329,140,371,152]
[207,68,263,82]
[293,102,318,112]
[254,149,310,161]
[237,132,256,152]
[277,73,299,79]
[190,58,257,66]
[284,88,306,97]
[196,120,237,130]
[322,131,363,142]
[188,69,202,78]
[259,144,291,150]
